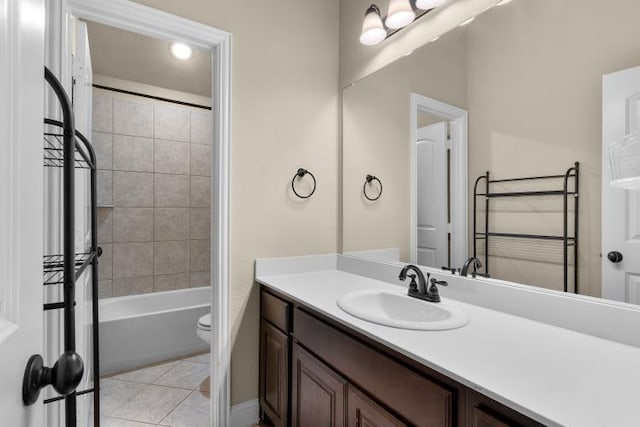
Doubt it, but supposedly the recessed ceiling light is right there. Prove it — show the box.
[170,42,193,60]
[459,16,476,26]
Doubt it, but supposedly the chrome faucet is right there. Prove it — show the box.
[399,264,447,303]
[460,257,482,277]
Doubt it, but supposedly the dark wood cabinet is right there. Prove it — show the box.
[259,287,543,427]
[347,385,407,427]
[471,407,512,427]
[292,343,347,427]
[260,320,289,427]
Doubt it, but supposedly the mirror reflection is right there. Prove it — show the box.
[342,0,640,303]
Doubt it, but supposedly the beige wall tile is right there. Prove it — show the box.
[112,242,154,279]
[154,208,190,241]
[154,241,190,275]
[190,143,211,176]
[97,207,113,244]
[98,243,113,280]
[190,110,212,145]
[113,207,154,243]
[155,140,190,174]
[190,240,210,272]
[98,280,113,298]
[190,271,210,288]
[113,98,153,137]
[190,208,210,240]
[98,170,113,206]
[113,135,154,172]
[113,171,154,207]
[154,104,190,142]
[154,273,190,292]
[92,94,113,133]
[113,276,154,297]
[190,176,210,207]
[154,174,190,207]
[92,132,113,170]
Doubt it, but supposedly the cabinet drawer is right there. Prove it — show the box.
[294,308,454,427]
[261,289,290,332]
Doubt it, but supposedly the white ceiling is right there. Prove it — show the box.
[85,21,212,97]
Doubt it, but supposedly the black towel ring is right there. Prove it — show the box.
[363,174,382,201]
[291,168,317,199]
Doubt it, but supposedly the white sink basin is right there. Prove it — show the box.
[337,289,469,331]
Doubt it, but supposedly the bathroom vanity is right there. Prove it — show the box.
[256,255,640,427]
[259,288,541,427]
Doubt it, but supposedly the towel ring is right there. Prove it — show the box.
[363,174,382,201]
[291,168,316,199]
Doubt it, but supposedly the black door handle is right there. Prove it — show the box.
[22,352,84,405]
[607,251,624,263]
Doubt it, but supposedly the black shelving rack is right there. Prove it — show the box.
[473,162,579,293]
[42,67,101,427]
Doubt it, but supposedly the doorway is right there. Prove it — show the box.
[46,0,231,425]
[410,94,468,270]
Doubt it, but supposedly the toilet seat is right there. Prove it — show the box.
[197,314,211,344]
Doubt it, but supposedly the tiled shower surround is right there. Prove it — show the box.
[93,88,212,298]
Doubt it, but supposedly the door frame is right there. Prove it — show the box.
[47,0,232,424]
[409,93,468,269]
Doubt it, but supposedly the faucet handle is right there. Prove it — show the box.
[406,274,418,292]
[430,277,448,287]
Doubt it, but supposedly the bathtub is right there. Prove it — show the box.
[99,287,210,375]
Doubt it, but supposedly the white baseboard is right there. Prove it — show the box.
[229,398,259,427]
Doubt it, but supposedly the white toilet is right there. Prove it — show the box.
[197,313,211,344]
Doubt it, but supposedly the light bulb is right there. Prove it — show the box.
[170,42,193,60]
[415,0,447,10]
[459,16,476,26]
[386,0,415,29]
[359,4,387,46]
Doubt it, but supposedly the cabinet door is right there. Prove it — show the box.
[260,320,289,427]
[292,343,347,427]
[347,385,407,427]
[471,407,512,427]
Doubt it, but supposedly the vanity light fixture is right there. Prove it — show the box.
[360,0,446,46]
[360,5,387,46]
[386,0,415,29]
[170,42,193,60]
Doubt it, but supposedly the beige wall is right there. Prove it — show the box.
[339,0,496,88]
[342,30,467,260]
[341,0,640,298]
[131,0,340,405]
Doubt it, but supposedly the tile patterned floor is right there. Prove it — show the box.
[100,353,210,427]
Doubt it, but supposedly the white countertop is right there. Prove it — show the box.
[257,269,640,427]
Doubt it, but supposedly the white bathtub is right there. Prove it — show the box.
[99,287,210,375]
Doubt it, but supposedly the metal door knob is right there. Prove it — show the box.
[22,352,84,405]
[607,251,624,263]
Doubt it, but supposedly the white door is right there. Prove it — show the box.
[602,66,640,303]
[415,122,448,268]
[0,0,45,424]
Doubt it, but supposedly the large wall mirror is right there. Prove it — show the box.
[342,0,640,305]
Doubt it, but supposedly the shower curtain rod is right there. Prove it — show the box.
[92,84,212,110]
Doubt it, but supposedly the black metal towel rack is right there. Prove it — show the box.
[472,162,579,293]
[23,67,101,427]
